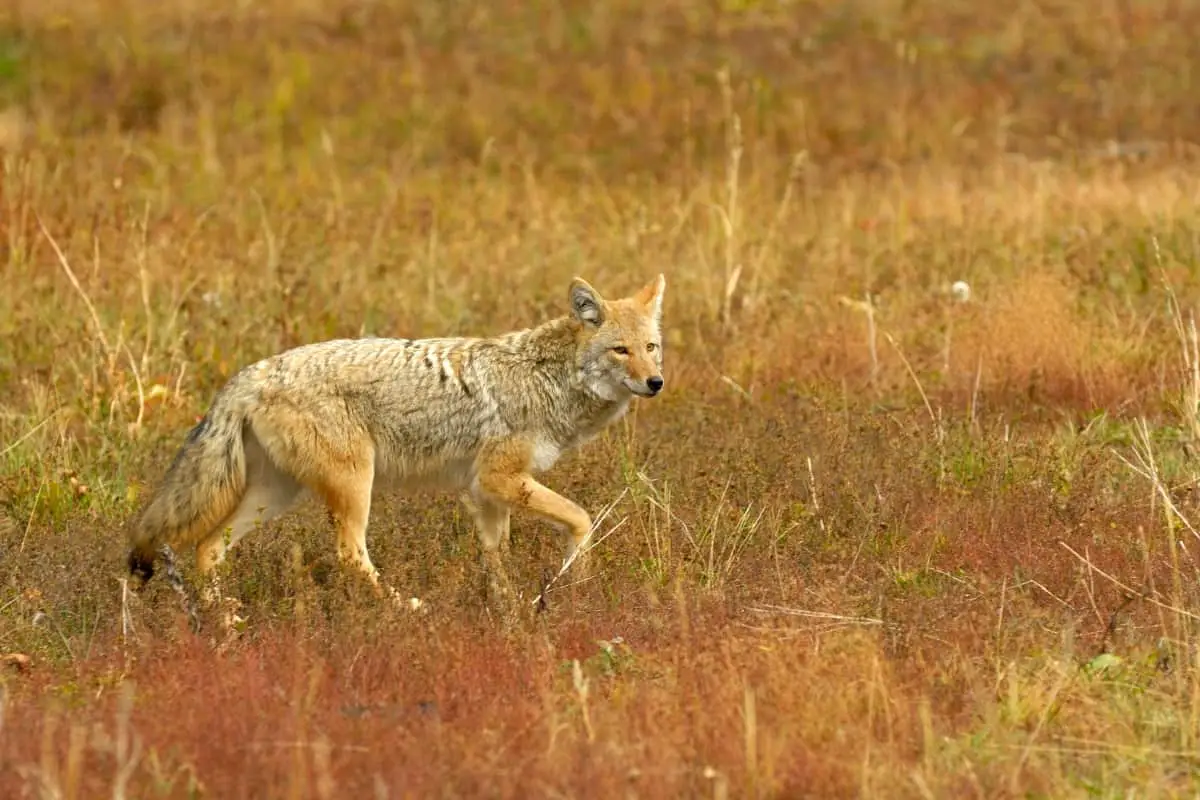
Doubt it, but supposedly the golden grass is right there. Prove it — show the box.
[4,0,1200,796]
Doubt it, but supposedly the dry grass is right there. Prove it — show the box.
[4,0,1200,797]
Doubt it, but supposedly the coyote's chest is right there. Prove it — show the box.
[530,437,564,472]
[530,396,632,474]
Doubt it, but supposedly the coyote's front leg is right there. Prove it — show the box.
[461,490,516,614]
[476,438,596,601]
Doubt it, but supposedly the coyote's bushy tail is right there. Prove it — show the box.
[127,388,250,586]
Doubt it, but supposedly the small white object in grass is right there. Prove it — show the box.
[951,280,971,303]
[385,585,427,614]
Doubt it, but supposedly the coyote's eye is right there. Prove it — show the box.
[612,345,630,356]
[646,342,659,353]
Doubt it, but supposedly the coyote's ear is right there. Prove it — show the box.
[569,277,605,326]
[634,273,666,322]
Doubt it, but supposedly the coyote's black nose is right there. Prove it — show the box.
[646,376,664,395]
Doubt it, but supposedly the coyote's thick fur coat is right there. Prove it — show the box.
[126,274,667,613]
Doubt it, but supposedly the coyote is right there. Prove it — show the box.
[126,274,667,618]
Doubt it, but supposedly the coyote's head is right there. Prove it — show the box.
[569,274,667,401]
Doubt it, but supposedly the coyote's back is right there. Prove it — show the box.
[126,274,667,623]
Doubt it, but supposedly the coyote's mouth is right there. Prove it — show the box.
[625,381,663,398]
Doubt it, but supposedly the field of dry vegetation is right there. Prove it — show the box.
[6,0,1200,796]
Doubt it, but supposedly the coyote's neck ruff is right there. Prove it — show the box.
[484,316,641,450]
[127,274,667,624]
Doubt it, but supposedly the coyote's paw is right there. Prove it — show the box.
[207,597,246,653]
[566,546,597,583]
[483,575,527,629]
[218,597,246,632]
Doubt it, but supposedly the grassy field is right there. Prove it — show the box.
[5,0,1200,796]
